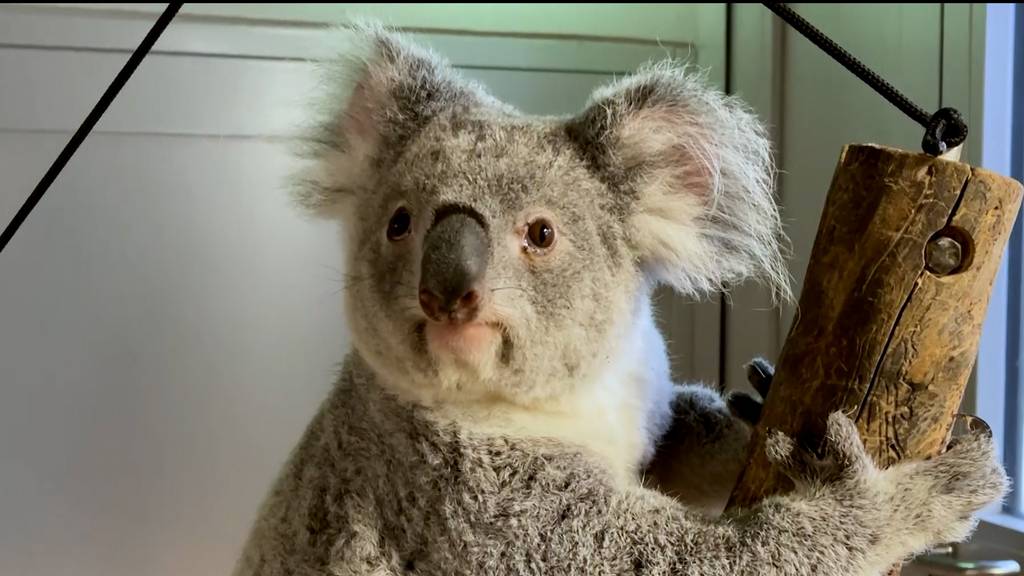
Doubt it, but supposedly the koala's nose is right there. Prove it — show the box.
[419,207,489,324]
[418,287,481,324]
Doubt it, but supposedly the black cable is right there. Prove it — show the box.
[0,3,183,255]
[764,2,967,156]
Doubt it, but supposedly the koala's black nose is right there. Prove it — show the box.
[419,207,489,324]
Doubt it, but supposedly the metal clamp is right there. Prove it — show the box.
[909,543,1020,575]
[910,555,1020,575]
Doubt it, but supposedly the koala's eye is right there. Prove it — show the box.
[526,218,556,250]
[387,207,412,241]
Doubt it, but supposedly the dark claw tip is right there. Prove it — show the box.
[947,414,993,451]
[965,415,993,438]
[745,357,775,397]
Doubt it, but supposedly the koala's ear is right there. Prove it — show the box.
[565,63,790,300]
[294,23,495,214]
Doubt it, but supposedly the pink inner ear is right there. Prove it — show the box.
[618,105,718,201]
[311,68,391,197]
[338,77,381,146]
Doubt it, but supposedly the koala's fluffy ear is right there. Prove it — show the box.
[566,63,790,300]
[294,23,499,214]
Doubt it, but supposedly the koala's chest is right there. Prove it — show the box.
[336,435,612,575]
[452,381,658,485]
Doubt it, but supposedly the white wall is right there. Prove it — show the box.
[0,132,347,576]
[34,3,726,54]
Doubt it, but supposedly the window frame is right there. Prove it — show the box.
[972,1,1024,554]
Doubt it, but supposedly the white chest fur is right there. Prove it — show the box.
[439,303,676,485]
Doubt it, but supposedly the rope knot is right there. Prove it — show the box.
[922,107,968,157]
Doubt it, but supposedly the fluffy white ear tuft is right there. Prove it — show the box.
[567,62,791,300]
[290,21,490,218]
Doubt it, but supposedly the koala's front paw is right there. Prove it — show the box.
[887,422,1009,546]
[727,357,775,426]
[767,412,1009,556]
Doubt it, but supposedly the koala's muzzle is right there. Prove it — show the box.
[419,207,490,324]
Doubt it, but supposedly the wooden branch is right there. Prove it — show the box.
[728,144,1022,513]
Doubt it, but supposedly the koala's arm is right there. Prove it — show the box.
[551,414,1005,576]
[643,359,774,513]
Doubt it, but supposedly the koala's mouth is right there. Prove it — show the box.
[412,321,429,356]
[412,319,512,367]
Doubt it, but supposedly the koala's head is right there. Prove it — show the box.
[298,25,788,407]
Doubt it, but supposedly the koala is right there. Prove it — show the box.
[233,24,1008,576]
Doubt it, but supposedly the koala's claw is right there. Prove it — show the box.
[729,357,776,425]
[946,414,994,452]
[745,357,774,399]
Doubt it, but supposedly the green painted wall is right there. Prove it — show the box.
[42,3,723,45]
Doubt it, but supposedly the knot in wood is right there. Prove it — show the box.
[925,235,963,276]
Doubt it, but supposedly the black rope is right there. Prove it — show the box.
[0,3,183,255]
[764,2,967,156]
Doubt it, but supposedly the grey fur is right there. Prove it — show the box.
[234,357,1006,576]
[237,24,1009,576]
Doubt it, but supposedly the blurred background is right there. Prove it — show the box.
[0,3,1021,574]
